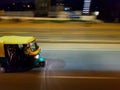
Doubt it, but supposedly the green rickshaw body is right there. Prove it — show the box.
[0,36,45,72]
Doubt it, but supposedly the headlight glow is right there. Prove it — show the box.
[34,55,39,59]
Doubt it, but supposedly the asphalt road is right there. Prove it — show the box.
[1,71,120,90]
[0,23,120,90]
[0,23,120,43]
[1,49,120,90]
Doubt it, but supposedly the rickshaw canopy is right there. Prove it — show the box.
[0,36,35,44]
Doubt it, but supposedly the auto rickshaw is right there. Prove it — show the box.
[0,36,45,72]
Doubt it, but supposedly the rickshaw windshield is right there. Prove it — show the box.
[29,41,39,52]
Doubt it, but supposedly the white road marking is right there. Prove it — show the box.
[42,75,120,80]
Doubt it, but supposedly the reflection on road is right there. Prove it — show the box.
[42,50,120,71]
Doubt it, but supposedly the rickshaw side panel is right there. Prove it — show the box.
[0,41,5,57]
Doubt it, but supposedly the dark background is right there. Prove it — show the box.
[0,0,120,22]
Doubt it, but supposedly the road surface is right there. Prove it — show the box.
[0,23,120,43]
[0,23,120,90]
[1,48,120,90]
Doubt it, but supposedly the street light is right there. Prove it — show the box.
[94,11,99,16]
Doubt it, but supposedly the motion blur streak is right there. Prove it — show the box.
[0,23,120,90]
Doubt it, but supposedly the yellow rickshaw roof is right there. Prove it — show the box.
[0,36,35,44]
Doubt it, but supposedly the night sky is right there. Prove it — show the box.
[0,0,34,3]
[0,0,119,4]
[0,0,119,3]
[0,0,120,11]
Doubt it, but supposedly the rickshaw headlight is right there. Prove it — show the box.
[34,55,39,59]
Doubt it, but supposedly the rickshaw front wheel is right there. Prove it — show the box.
[39,61,45,67]
[0,65,6,73]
